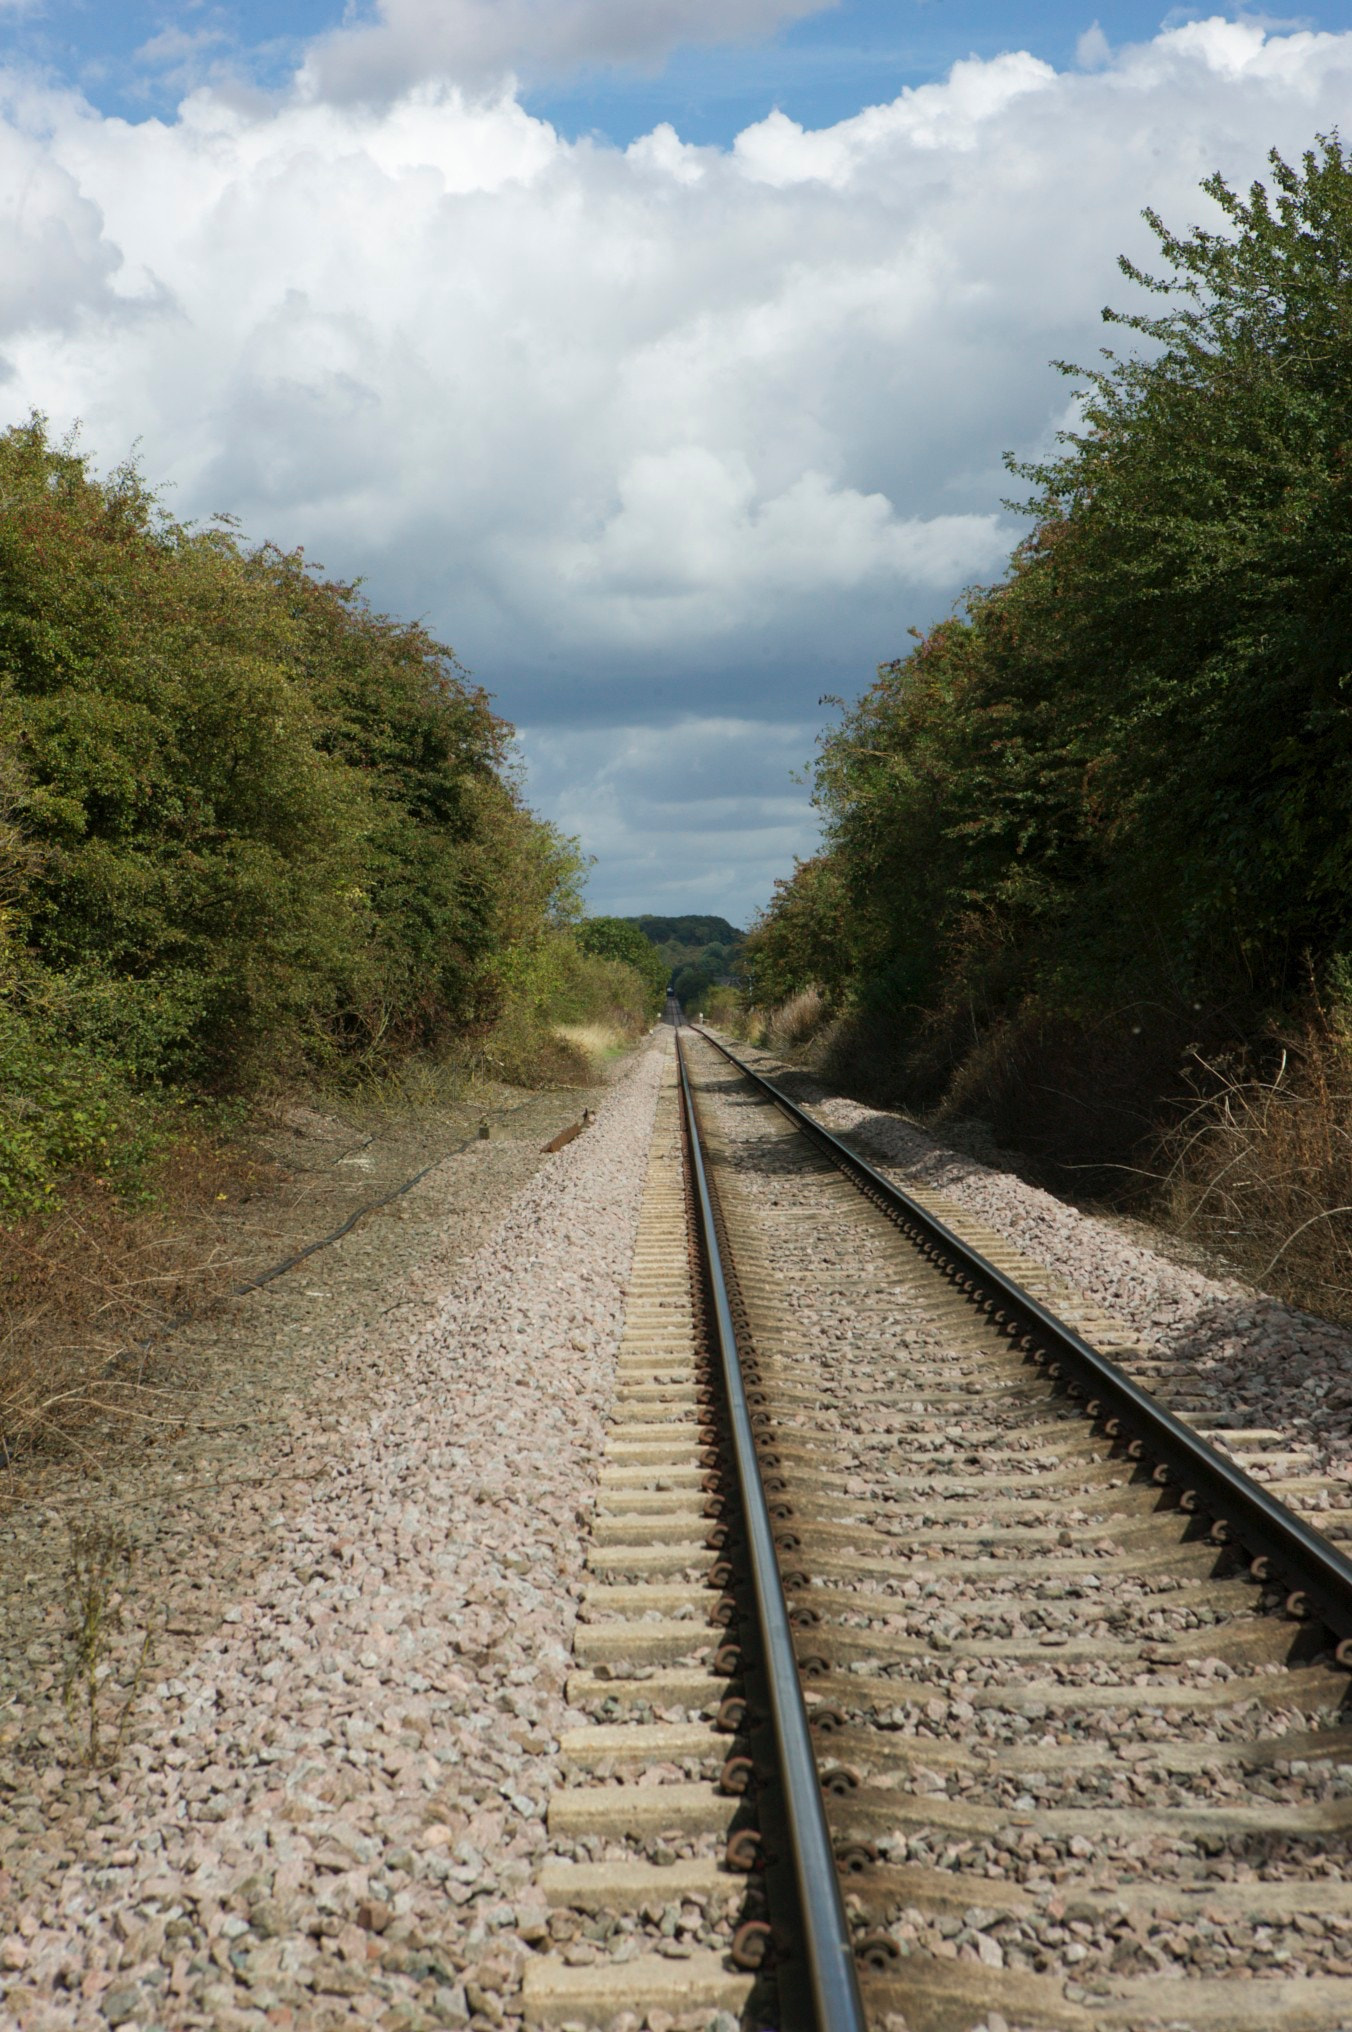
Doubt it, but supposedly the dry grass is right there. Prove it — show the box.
[765,986,830,1052]
[61,1517,157,1765]
[1157,1019,1352,1322]
[0,1135,282,1473]
[0,1006,612,1477]
[554,1022,631,1064]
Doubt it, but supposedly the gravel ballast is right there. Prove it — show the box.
[736,1049,1352,1488]
[0,1038,667,2032]
[690,1038,1352,2008]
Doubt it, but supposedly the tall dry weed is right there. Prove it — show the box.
[766,986,829,1053]
[1158,1019,1352,1322]
[61,1517,157,1765]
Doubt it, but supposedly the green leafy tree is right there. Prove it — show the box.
[577,916,667,1013]
[754,134,1352,1115]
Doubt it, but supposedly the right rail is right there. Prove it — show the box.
[694,1025,1352,1660]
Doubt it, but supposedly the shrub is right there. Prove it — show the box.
[0,416,585,1210]
[575,917,667,1016]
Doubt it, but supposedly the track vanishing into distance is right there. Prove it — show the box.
[523,1020,1352,2032]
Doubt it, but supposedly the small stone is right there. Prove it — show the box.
[381,2010,428,2032]
[358,1900,391,1934]
[314,1964,367,1997]
[431,1985,470,2027]
[101,1987,143,2027]
[337,1922,370,1964]
[249,1900,292,1940]
[0,1937,27,1972]
[464,1982,503,2025]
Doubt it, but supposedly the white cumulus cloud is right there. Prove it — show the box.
[0,19,1350,917]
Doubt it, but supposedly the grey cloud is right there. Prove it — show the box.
[519,716,820,920]
[303,0,835,104]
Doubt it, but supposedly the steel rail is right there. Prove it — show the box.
[693,1027,1352,1662]
[674,1028,869,2032]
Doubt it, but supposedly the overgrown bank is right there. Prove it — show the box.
[745,138,1352,1326]
[0,420,661,1456]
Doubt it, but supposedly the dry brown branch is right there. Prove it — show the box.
[1154,1021,1352,1321]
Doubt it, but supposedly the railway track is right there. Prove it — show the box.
[523,1024,1352,2032]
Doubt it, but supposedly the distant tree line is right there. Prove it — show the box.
[627,915,745,1012]
[747,138,1352,1174]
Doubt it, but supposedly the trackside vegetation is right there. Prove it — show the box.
[0,417,651,1217]
[746,138,1352,1320]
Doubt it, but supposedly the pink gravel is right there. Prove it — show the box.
[0,1039,668,2032]
[804,1083,1352,1484]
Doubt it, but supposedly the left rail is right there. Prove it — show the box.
[674,1026,868,2032]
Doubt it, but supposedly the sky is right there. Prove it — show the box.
[1,5,1351,922]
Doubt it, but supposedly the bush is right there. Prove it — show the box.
[548,946,655,1037]
[0,416,586,1211]
[575,917,667,1016]
[0,999,155,1214]
[702,985,752,1035]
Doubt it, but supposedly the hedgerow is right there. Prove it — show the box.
[0,416,607,1211]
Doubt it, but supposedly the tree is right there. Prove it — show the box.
[754,134,1352,1103]
[577,916,667,1012]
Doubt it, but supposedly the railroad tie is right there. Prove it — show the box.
[522,1050,758,2028]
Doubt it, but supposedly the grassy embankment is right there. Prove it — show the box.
[738,140,1352,1327]
[0,421,660,1465]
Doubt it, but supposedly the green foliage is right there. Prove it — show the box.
[0,416,586,1210]
[576,916,667,1013]
[0,992,158,1214]
[632,914,743,950]
[624,914,746,1011]
[752,136,1352,1114]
